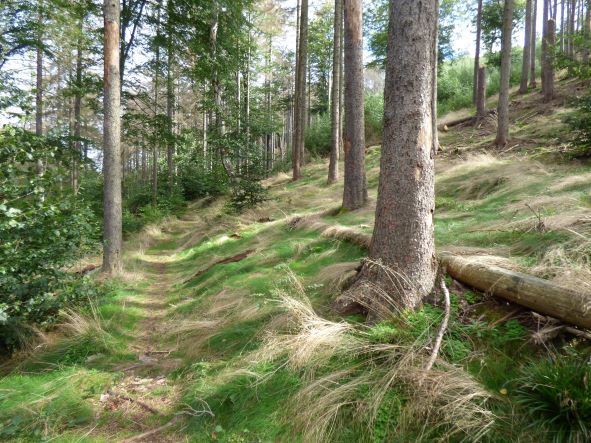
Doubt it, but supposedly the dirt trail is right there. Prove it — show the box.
[100,213,207,441]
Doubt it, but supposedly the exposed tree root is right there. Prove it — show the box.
[191,249,256,280]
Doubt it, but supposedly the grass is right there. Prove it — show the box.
[1,76,590,442]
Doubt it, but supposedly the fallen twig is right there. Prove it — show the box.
[424,277,452,373]
[117,394,162,415]
[120,416,181,443]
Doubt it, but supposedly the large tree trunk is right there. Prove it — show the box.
[328,0,343,185]
[495,0,514,148]
[152,0,162,207]
[266,35,273,174]
[541,0,549,92]
[102,0,123,274]
[292,0,308,180]
[530,0,538,87]
[35,0,44,178]
[561,0,565,52]
[520,0,533,93]
[476,66,487,122]
[473,0,483,103]
[341,0,367,210]
[73,16,83,195]
[543,18,556,101]
[166,0,174,196]
[336,0,438,315]
[583,0,591,64]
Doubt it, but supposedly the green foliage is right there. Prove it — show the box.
[304,93,384,157]
[564,94,591,157]
[227,179,268,213]
[480,0,526,64]
[365,0,461,68]
[515,352,591,442]
[304,112,332,157]
[0,126,100,353]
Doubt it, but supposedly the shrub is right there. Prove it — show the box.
[0,126,100,353]
[304,113,331,157]
[515,353,591,442]
[565,94,591,157]
[227,179,268,212]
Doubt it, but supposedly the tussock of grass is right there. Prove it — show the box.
[253,287,494,443]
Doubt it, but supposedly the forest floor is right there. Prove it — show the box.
[1,76,591,442]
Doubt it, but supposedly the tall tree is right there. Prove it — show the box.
[35,0,44,178]
[519,0,533,93]
[166,0,174,195]
[341,0,367,210]
[541,0,549,91]
[543,17,556,101]
[495,0,514,148]
[152,0,162,207]
[292,0,308,180]
[530,0,537,87]
[328,0,342,185]
[473,0,483,104]
[102,0,123,274]
[337,0,439,315]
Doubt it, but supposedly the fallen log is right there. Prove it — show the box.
[438,109,496,131]
[439,252,591,329]
[287,215,591,329]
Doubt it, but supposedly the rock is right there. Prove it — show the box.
[99,393,110,402]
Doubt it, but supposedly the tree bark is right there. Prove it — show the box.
[530,0,538,87]
[476,66,487,122]
[543,18,556,102]
[495,0,514,148]
[292,0,308,180]
[561,0,565,52]
[328,0,342,185]
[73,15,83,195]
[440,252,591,329]
[35,0,44,179]
[102,0,123,274]
[473,0,483,104]
[166,0,174,195]
[583,0,591,64]
[341,0,367,210]
[336,0,438,315]
[520,0,533,93]
[541,0,549,92]
[152,0,162,207]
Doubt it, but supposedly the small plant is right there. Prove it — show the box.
[565,94,591,157]
[514,354,591,443]
[227,180,268,212]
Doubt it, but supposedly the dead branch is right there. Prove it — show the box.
[424,278,452,373]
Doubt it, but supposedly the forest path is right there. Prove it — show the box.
[99,210,209,442]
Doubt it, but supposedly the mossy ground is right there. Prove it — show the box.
[1,76,590,442]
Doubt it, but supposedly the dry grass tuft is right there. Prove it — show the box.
[248,271,494,442]
[257,293,358,371]
[317,262,360,292]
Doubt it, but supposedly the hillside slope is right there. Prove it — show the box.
[1,77,590,442]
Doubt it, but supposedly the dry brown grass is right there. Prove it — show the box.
[248,277,494,443]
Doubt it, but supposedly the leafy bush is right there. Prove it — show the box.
[365,93,384,146]
[304,113,332,157]
[565,94,591,157]
[0,126,100,353]
[227,179,268,212]
[304,94,385,157]
[515,353,591,442]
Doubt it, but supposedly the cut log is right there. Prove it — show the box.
[439,252,591,329]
